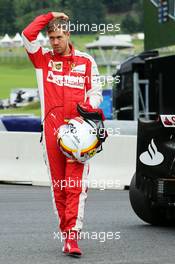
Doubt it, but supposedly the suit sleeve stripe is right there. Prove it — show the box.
[22,32,41,54]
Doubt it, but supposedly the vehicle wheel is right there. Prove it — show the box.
[129,173,173,226]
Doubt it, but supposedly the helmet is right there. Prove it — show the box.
[57,117,103,163]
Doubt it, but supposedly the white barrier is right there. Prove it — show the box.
[0,132,137,189]
[89,135,137,189]
[0,132,48,185]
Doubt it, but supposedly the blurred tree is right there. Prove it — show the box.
[13,0,61,32]
[0,0,143,34]
[122,14,139,33]
[65,0,106,34]
[122,0,143,33]
[103,0,138,13]
[0,0,16,34]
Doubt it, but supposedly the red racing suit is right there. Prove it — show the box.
[22,12,102,232]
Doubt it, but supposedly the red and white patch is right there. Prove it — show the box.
[48,60,63,72]
[160,115,175,127]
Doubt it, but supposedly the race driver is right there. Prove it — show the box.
[22,12,103,257]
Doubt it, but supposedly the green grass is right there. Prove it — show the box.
[0,101,41,116]
[0,63,37,99]
[132,39,144,53]
[71,34,97,51]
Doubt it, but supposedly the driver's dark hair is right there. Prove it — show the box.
[47,18,69,33]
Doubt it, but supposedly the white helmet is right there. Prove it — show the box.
[57,117,102,163]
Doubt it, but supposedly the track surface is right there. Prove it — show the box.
[0,184,175,264]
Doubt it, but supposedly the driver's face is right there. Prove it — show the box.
[48,29,70,55]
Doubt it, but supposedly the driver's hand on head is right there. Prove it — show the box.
[51,12,69,20]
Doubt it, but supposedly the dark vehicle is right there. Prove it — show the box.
[113,50,158,120]
[129,54,175,225]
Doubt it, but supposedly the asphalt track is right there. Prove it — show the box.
[1,184,175,264]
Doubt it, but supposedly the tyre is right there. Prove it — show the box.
[129,173,173,226]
